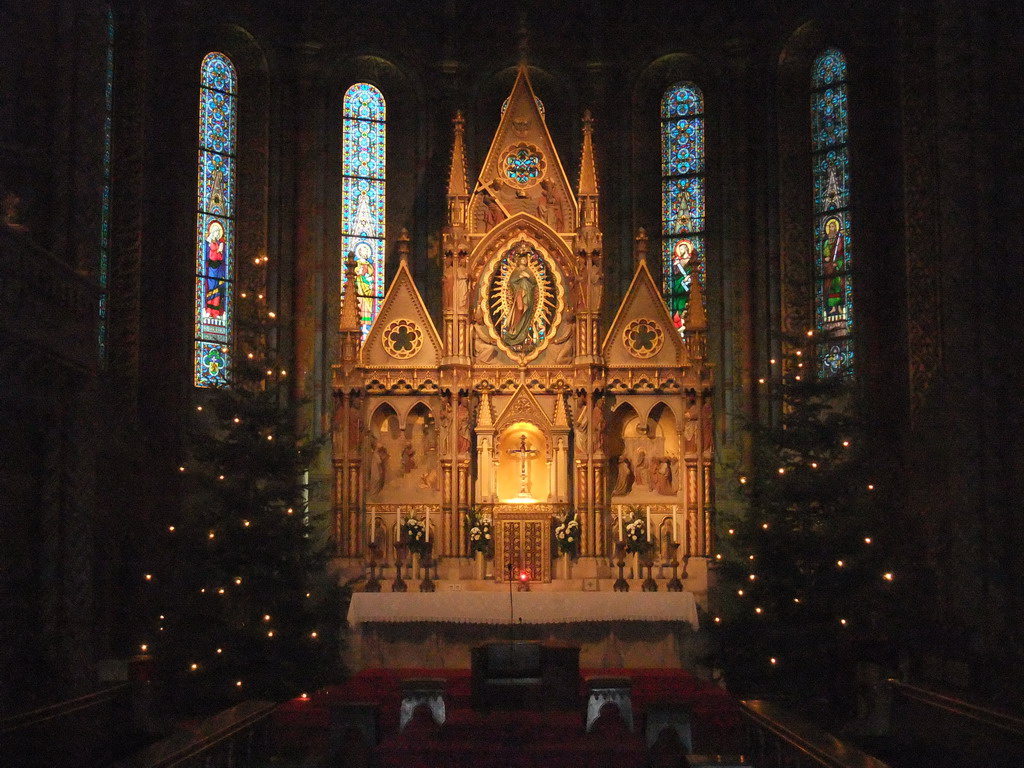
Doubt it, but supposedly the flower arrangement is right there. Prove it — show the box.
[401,516,427,555]
[554,511,580,557]
[464,509,492,555]
[624,508,651,554]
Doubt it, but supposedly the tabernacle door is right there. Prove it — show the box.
[492,505,553,583]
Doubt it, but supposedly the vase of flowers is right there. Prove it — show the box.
[624,508,651,578]
[402,516,427,576]
[554,511,580,580]
[465,509,492,579]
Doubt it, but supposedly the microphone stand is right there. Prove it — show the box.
[506,562,515,649]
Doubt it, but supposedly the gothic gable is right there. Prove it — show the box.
[361,260,442,368]
[466,66,577,237]
[494,384,553,434]
[603,259,688,368]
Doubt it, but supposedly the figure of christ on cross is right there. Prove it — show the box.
[508,433,540,499]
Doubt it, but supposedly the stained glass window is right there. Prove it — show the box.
[193,52,237,387]
[660,83,705,335]
[99,5,114,363]
[341,83,386,339]
[811,48,853,376]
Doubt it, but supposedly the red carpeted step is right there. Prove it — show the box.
[274,667,744,761]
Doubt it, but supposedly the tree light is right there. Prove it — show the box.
[728,528,735,535]
[840,618,848,626]
[196,406,203,411]
[168,525,176,532]
[739,476,747,484]
[140,644,148,652]
[243,520,251,527]
[218,475,225,481]
[758,378,765,384]
[179,466,186,472]
[268,311,276,319]
[234,577,242,585]
[842,440,850,447]
[864,537,872,544]
[267,435,273,441]
[755,607,763,614]
[770,657,777,665]
[715,553,722,561]
[144,574,152,581]
[806,330,814,337]
[208,531,216,539]
[236,680,243,687]
[810,462,818,469]
[310,631,318,638]
[867,484,874,490]
[267,630,275,637]
[217,587,225,594]
[714,617,721,623]
[216,648,223,654]
[761,523,769,530]
[737,589,744,596]
[777,467,785,474]
[748,574,757,581]
[883,572,894,581]
[837,560,844,567]
[190,663,198,671]
[264,615,272,622]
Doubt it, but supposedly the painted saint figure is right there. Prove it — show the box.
[821,216,846,323]
[204,219,227,318]
[612,456,634,496]
[502,254,538,347]
[669,238,695,330]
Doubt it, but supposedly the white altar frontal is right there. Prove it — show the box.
[347,591,702,670]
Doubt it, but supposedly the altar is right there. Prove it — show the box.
[347,591,700,670]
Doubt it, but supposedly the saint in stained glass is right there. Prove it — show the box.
[661,82,705,334]
[811,48,853,376]
[341,83,386,339]
[194,52,237,387]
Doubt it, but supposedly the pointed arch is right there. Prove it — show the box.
[194,52,237,387]
[811,48,854,376]
[661,82,705,335]
[341,82,386,339]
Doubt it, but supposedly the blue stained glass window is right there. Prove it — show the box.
[811,48,853,376]
[99,5,114,363]
[342,83,386,339]
[660,82,705,334]
[194,52,237,387]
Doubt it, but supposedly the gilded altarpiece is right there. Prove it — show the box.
[332,65,713,586]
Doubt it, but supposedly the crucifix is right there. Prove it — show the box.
[507,433,539,499]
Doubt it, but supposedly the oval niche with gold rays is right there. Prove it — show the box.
[482,238,563,364]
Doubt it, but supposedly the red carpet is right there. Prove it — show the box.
[273,668,743,766]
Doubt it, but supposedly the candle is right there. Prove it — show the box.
[425,507,430,542]
[672,504,678,543]
[370,513,375,543]
[618,509,624,541]
[646,505,652,541]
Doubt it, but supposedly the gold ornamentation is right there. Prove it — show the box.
[623,318,664,359]
[501,143,546,189]
[381,319,424,359]
[483,239,563,364]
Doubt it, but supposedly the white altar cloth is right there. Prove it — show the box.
[347,591,699,629]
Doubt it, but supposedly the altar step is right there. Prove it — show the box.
[273,668,744,767]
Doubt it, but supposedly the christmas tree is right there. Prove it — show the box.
[713,349,930,721]
[146,321,341,716]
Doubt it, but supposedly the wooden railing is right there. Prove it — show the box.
[740,700,892,768]
[888,680,1024,765]
[1,683,132,768]
[115,700,276,768]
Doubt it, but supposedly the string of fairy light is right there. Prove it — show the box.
[714,328,897,670]
[138,250,321,697]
